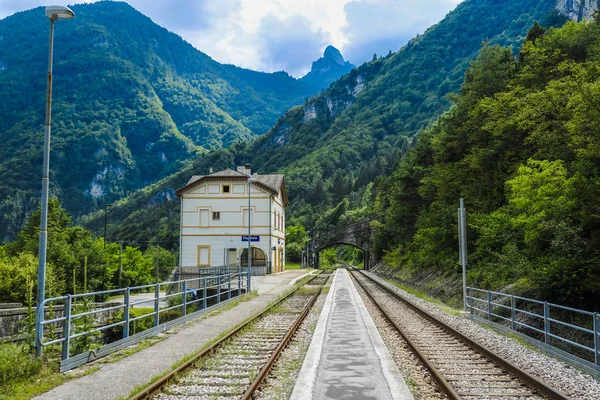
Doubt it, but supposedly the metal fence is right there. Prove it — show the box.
[178,264,241,284]
[36,270,250,370]
[467,287,600,368]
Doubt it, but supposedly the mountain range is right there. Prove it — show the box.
[0,2,352,241]
[77,0,571,248]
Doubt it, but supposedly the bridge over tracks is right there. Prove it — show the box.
[308,216,378,270]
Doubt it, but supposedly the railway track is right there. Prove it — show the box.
[350,269,571,400]
[306,271,332,286]
[130,273,324,400]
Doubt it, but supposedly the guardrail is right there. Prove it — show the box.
[178,264,241,279]
[36,271,250,370]
[467,287,600,369]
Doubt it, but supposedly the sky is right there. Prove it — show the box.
[0,0,464,77]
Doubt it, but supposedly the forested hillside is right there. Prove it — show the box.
[0,1,316,241]
[373,18,600,310]
[81,0,563,248]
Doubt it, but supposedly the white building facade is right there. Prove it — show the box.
[177,165,288,275]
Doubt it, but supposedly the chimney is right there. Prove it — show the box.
[209,167,213,174]
[245,163,252,175]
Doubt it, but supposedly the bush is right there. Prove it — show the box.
[0,344,42,388]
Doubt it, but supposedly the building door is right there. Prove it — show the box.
[227,248,237,266]
[279,247,284,271]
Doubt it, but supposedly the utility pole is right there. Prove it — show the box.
[118,242,123,288]
[103,204,112,248]
[458,198,468,310]
[155,245,159,282]
[83,256,88,292]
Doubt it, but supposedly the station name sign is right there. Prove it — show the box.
[241,235,260,242]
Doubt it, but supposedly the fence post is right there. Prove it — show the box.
[238,267,241,294]
[62,295,72,361]
[469,287,473,314]
[202,277,207,309]
[511,295,516,331]
[182,280,187,317]
[228,273,231,300]
[123,288,130,339]
[544,302,550,344]
[487,290,492,321]
[594,313,599,366]
[154,283,160,327]
[217,276,221,304]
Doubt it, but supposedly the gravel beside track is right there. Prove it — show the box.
[352,271,553,400]
[363,271,600,400]
[153,293,316,400]
[255,273,331,399]
[254,289,328,399]
[353,276,448,400]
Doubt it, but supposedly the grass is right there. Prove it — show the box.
[384,278,463,316]
[285,261,302,270]
[0,343,100,400]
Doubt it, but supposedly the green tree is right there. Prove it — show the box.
[285,225,309,262]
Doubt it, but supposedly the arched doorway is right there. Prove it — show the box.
[240,247,267,267]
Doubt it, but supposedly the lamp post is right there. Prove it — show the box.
[37,5,74,357]
[103,204,112,248]
[247,177,257,287]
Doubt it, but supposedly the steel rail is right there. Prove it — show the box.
[350,268,570,400]
[349,269,461,400]
[241,286,323,399]
[129,272,322,400]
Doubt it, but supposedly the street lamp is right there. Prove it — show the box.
[37,5,74,355]
[247,177,257,286]
[104,204,112,248]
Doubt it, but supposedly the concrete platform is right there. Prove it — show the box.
[33,269,311,400]
[291,268,413,400]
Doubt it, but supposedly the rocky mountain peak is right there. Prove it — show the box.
[555,0,598,21]
[323,45,346,66]
[300,45,355,89]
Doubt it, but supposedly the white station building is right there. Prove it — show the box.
[176,165,288,275]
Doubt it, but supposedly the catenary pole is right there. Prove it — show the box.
[459,198,468,310]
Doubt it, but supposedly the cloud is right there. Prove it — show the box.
[125,0,241,32]
[341,0,462,65]
[0,0,464,76]
[254,14,329,76]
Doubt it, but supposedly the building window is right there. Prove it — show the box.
[223,185,230,193]
[212,212,220,220]
[197,245,210,266]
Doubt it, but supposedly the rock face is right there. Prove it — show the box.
[300,46,355,90]
[555,0,599,21]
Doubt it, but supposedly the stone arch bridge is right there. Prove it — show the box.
[307,216,378,270]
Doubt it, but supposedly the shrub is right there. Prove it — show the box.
[0,344,42,389]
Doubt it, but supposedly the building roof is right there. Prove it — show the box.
[177,168,288,206]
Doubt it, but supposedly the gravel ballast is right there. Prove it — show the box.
[352,276,448,400]
[255,289,327,399]
[364,271,600,400]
